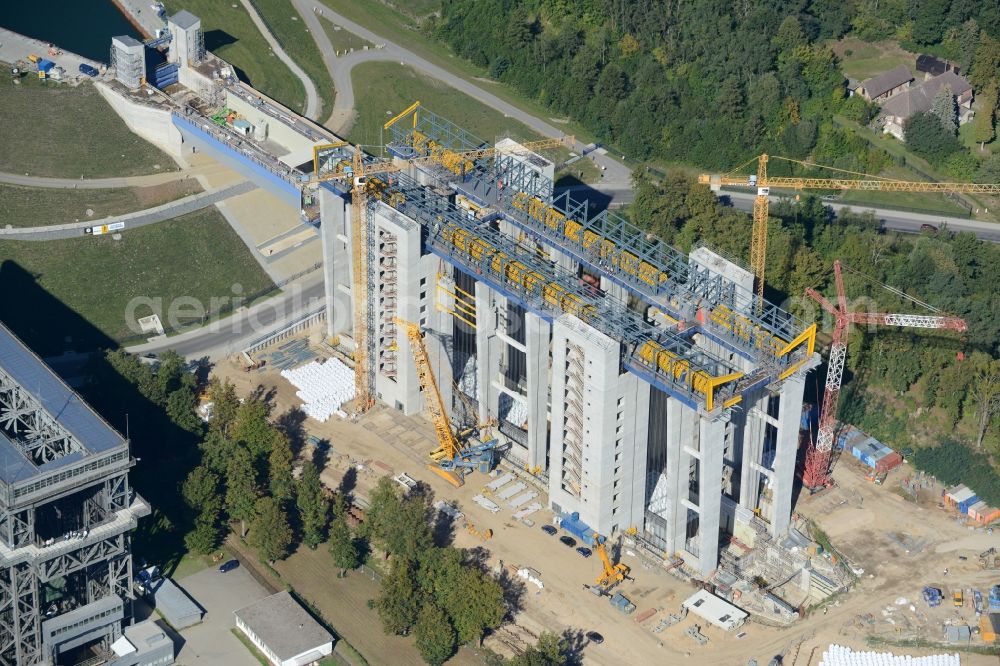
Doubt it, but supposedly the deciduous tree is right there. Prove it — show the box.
[328,515,359,574]
[296,461,329,549]
[376,558,421,635]
[249,496,292,562]
[268,434,294,503]
[414,603,457,666]
[225,445,259,537]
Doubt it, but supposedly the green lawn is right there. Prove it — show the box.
[828,37,917,81]
[320,16,374,54]
[161,0,306,114]
[0,209,274,354]
[249,0,336,117]
[0,76,176,178]
[231,628,271,666]
[0,180,202,228]
[347,61,544,147]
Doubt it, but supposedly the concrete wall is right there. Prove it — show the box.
[226,92,312,156]
[96,83,183,160]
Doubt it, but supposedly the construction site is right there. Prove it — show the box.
[2,4,996,663]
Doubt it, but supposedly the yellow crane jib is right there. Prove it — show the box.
[594,534,630,589]
[383,100,421,131]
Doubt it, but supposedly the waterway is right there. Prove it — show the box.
[0,0,141,62]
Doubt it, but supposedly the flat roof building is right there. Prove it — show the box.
[235,591,334,666]
[681,589,748,631]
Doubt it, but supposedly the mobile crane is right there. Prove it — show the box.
[594,533,630,589]
[395,318,497,487]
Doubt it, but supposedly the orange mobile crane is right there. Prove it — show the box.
[699,155,1000,305]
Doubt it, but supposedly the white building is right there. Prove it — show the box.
[234,591,334,666]
[681,589,748,631]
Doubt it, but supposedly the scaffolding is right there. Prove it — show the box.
[561,341,585,497]
[378,229,398,381]
[110,36,145,90]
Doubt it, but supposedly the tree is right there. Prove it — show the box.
[185,510,221,554]
[248,496,293,562]
[976,153,1000,182]
[970,33,1000,90]
[182,465,220,513]
[973,84,997,149]
[971,357,1000,449]
[913,0,951,44]
[268,434,294,503]
[328,515,360,574]
[905,111,962,162]
[414,603,457,666]
[296,461,329,549]
[376,558,421,635]
[931,85,958,134]
[506,632,567,666]
[206,379,240,436]
[233,399,277,459]
[439,565,506,646]
[225,445,259,537]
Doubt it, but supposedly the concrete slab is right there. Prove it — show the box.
[0,28,103,85]
[175,564,270,665]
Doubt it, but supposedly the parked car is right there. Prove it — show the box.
[78,63,99,77]
[541,524,558,536]
[218,559,239,573]
[586,631,604,644]
[576,547,592,558]
[559,535,576,547]
[920,223,938,232]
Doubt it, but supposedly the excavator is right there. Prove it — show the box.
[396,318,497,487]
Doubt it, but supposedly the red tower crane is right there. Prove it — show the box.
[801,260,968,489]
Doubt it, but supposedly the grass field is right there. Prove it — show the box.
[347,62,544,147]
[0,180,202,228]
[0,76,176,178]
[0,209,273,353]
[320,16,374,54]
[161,0,306,113]
[319,0,597,145]
[828,37,917,81]
[249,0,336,117]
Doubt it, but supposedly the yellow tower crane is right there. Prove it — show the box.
[699,155,1000,306]
[313,131,570,413]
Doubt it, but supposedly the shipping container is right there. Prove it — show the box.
[874,451,903,474]
[37,59,55,73]
[968,501,1000,525]
[945,484,975,508]
[557,512,596,546]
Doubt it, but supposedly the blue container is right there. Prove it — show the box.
[37,59,55,73]
[78,63,99,77]
[559,512,596,546]
[958,494,979,514]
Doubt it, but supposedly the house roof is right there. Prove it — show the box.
[917,54,949,76]
[861,64,913,98]
[235,591,333,661]
[881,71,973,120]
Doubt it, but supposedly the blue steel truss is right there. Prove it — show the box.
[366,170,742,410]
[385,106,808,363]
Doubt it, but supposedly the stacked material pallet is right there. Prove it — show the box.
[281,359,355,421]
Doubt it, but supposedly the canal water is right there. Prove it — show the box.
[0,0,141,62]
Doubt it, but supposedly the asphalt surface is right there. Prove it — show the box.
[0,170,197,189]
[240,0,320,120]
[0,181,257,240]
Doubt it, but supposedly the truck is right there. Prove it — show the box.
[923,587,942,607]
[609,592,635,615]
[954,589,964,607]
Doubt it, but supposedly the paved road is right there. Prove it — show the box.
[0,164,229,189]
[125,274,326,360]
[724,191,1000,243]
[0,181,257,240]
[240,0,320,120]
[293,0,632,187]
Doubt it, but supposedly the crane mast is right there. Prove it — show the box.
[802,261,967,488]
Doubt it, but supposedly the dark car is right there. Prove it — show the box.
[541,524,558,536]
[218,559,239,573]
[920,223,938,232]
[576,547,592,558]
[586,631,604,644]
[559,535,576,547]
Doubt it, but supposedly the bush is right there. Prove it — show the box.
[912,440,1000,506]
[905,111,962,163]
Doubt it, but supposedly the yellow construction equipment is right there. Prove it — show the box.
[395,318,497,487]
[699,155,1000,305]
[466,524,493,541]
[594,533,630,589]
[349,147,376,413]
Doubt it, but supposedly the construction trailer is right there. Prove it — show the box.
[0,323,151,665]
[681,589,748,631]
[315,103,820,575]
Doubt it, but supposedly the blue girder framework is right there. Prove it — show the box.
[382,105,816,373]
[365,169,741,411]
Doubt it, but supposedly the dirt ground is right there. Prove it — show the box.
[213,332,1000,666]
